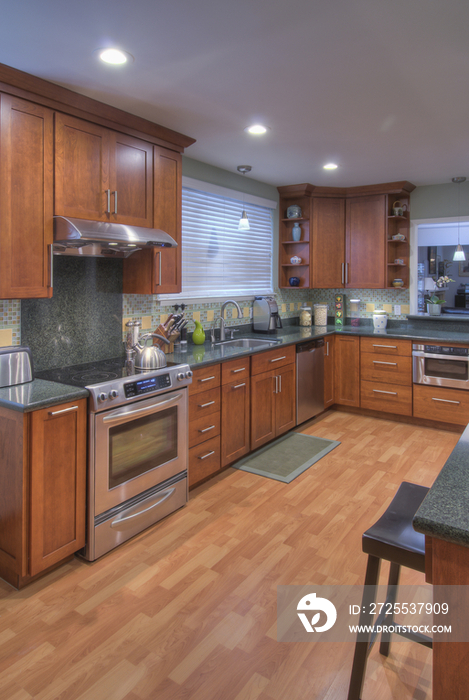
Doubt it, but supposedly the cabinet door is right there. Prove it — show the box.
[334,335,360,407]
[29,400,87,576]
[251,369,276,450]
[345,195,386,288]
[311,197,345,288]
[122,145,181,294]
[0,94,53,299]
[110,132,153,227]
[221,377,250,467]
[54,112,110,221]
[275,364,296,436]
[324,335,335,408]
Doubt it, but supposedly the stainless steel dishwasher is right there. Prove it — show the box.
[296,339,324,425]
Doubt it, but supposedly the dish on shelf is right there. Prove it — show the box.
[391,233,406,241]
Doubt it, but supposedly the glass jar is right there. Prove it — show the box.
[299,303,312,326]
[314,303,328,326]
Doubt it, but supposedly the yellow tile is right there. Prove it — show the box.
[282,304,287,313]
[289,303,294,312]
[366,303,375,313]
[297,302,302,310]
[243,307,250,318]
[141,315,152,330]
[401,305,410,315]
[122,317,131,332]
[192,311,200,322]
[207,309,214,323]
[383,304,392,313]
[0,329,12,346]
[160,314,168,325]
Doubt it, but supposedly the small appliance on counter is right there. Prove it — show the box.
[253,296,283,333]
[0,346,33,388]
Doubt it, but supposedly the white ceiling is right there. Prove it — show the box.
[1,0,468,188]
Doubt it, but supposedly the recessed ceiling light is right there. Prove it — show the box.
[245,124,270,135]
[323,163,338,170]
[97,48,133,65]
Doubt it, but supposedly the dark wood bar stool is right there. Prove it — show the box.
[347,481,432,700]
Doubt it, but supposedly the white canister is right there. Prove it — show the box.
[314,303,328,326]
[373,310,387,330]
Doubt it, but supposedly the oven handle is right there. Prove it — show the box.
[412,351,469,362]
[102,392,184,425]
[110,487,176,528]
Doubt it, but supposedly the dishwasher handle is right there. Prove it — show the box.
[296,338,325,353]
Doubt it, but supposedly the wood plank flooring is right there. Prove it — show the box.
[0,411,461,700]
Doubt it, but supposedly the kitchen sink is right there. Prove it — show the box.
[216,338,281,349]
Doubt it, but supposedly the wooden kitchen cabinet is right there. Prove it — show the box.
[334,335,360,407]
[311,197,346,288]
[251,346,296,450]
[359,337,412,416]
[0,398,87,588]
[221,357,251,467]
[324,335,335,408]
[0,94,53,299]
[188,364,222,488]
[345,194,386,289]
[277,185,313,289]
[123,145,182,294]
[55,112,153,227]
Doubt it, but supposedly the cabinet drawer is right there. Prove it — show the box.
[221,357,250,384]
[413,384,469,425]
[360,337,411,356]
[189,436,221,488]
[189,387,220,420]
[189,364,221,395]
[251,344,295,376]
[360,353,412,386]
[189,411,221,448]
[360,380,412,416]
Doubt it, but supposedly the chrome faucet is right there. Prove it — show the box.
[219,299,242,340]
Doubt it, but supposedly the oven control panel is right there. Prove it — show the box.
[424,345,468,356]
[124,373,172,398]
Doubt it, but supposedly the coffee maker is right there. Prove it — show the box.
[253,296,283,333]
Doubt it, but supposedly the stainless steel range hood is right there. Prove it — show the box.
[53,216,177,258]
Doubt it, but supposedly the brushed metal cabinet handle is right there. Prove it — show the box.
[373,361,398,366]
[49,405,79,416]
[199,376,216,382]
[199,425,215,433]
[106,189,111,213]
[431,397,461,405]
[341,262,344,285]
[233,383,246,389]
[198,400,215,408]
[270,356,286,363]
[232,367,246,373]
[199,450,215,460]
[373,344,397,349]
[113,190,118,214]
[372,389,397,395]
[278,374,282,392]
[49,244,54,288]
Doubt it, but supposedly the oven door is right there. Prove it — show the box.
[91,388,188,515]
[413,349,469,389]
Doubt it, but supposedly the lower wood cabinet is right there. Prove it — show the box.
[324,335,335,408]
[361,380,412,416]
[188,364,221,488]
[413,384,469,426]
[0,398,87,588]
[334,335,360,407]
[251,362,296,451]
[221,357,250,467]
[359,337,412,416]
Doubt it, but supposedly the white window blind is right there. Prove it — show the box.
[178,185,273,298]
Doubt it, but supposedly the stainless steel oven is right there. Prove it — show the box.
[412,343,469,389]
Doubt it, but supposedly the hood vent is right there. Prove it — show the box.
[53,217,178,258]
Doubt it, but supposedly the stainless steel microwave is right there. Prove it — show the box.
[412,344,469,390]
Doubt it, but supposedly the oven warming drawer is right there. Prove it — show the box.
[81,472,187,561]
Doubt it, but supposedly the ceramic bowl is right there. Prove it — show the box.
[289,277,300,287]
[287,205,302,219]
[290,255,302,264]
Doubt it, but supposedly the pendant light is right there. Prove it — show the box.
[237,165,252,230]
[452,177,466,262]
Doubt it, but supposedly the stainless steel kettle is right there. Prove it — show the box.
[132,333,169,370]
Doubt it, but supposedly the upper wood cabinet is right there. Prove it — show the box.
[311,197,345,288]
[0,94,53,299]
[345,194,386,289]
[122,145,182,295]
[54,113,153,227]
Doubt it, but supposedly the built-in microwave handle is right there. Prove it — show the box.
[103,392,184,425]
[110,487,176,528]
[412,350,469,362]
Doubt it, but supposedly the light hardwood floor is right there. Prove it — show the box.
[0,411,461,700]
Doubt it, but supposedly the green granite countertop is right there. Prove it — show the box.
[414,425,469,548]
[168,323,469,369]
[0,379,89,413]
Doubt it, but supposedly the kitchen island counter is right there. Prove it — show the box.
[0,379,89,413]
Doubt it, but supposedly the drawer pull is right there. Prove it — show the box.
[372,344,397,349]
[199,375,216,382]
[49,405,79,416]
[373,361,397,366]
[233,383,246,389]
[431,397,461,405]
[270,356,287,363]
[198,400,215,408]
[198,450,215,460]
[199,425,215,433]
[232,367,246,373]
[372,389,398,396]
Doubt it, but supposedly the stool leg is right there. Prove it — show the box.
[379,561,400,657]
[347,554,381,700]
